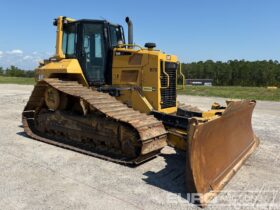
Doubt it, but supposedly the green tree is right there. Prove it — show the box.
[181,60,280,87]
[0,67,3,75]
[5,66,25,77]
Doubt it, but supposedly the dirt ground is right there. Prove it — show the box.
[0,84,279,210]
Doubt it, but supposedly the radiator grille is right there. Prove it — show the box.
[160,61,177,109]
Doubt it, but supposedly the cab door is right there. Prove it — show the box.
[80,23,107,85]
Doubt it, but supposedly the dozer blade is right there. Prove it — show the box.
[186,100,259,206]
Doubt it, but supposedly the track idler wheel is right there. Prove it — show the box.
[44,86,68,110]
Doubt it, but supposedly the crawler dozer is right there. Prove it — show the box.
[22,16,259,206]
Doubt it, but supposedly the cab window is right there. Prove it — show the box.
[109,25,123,47]
[62,24,76,57]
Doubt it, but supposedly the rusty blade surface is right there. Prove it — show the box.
[186,100,259,206]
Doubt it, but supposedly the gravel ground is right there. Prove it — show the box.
[0,84,279,210]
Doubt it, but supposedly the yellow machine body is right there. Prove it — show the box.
[112,47,178,114]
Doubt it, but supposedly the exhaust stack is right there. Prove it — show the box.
[125,17,133,48]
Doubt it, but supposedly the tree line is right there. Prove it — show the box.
[181,60,280,87]
[0,66,34,78]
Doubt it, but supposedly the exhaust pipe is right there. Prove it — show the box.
[125,17,133,48]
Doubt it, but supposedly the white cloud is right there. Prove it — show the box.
[7,49,23,54]
[0,50,49,69]
[23,55,33,60]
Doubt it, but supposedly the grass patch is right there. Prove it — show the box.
[0,76,35,85]
[178,86,280,101]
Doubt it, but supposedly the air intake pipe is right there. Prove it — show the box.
[125,17,133,48]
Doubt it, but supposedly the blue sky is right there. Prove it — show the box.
[0,0,279,69]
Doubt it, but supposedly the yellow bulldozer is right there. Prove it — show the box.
[22,16,259,206]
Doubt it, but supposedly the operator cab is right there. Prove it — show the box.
[59,19,125,86]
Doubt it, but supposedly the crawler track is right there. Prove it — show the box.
[22,78,167,164]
